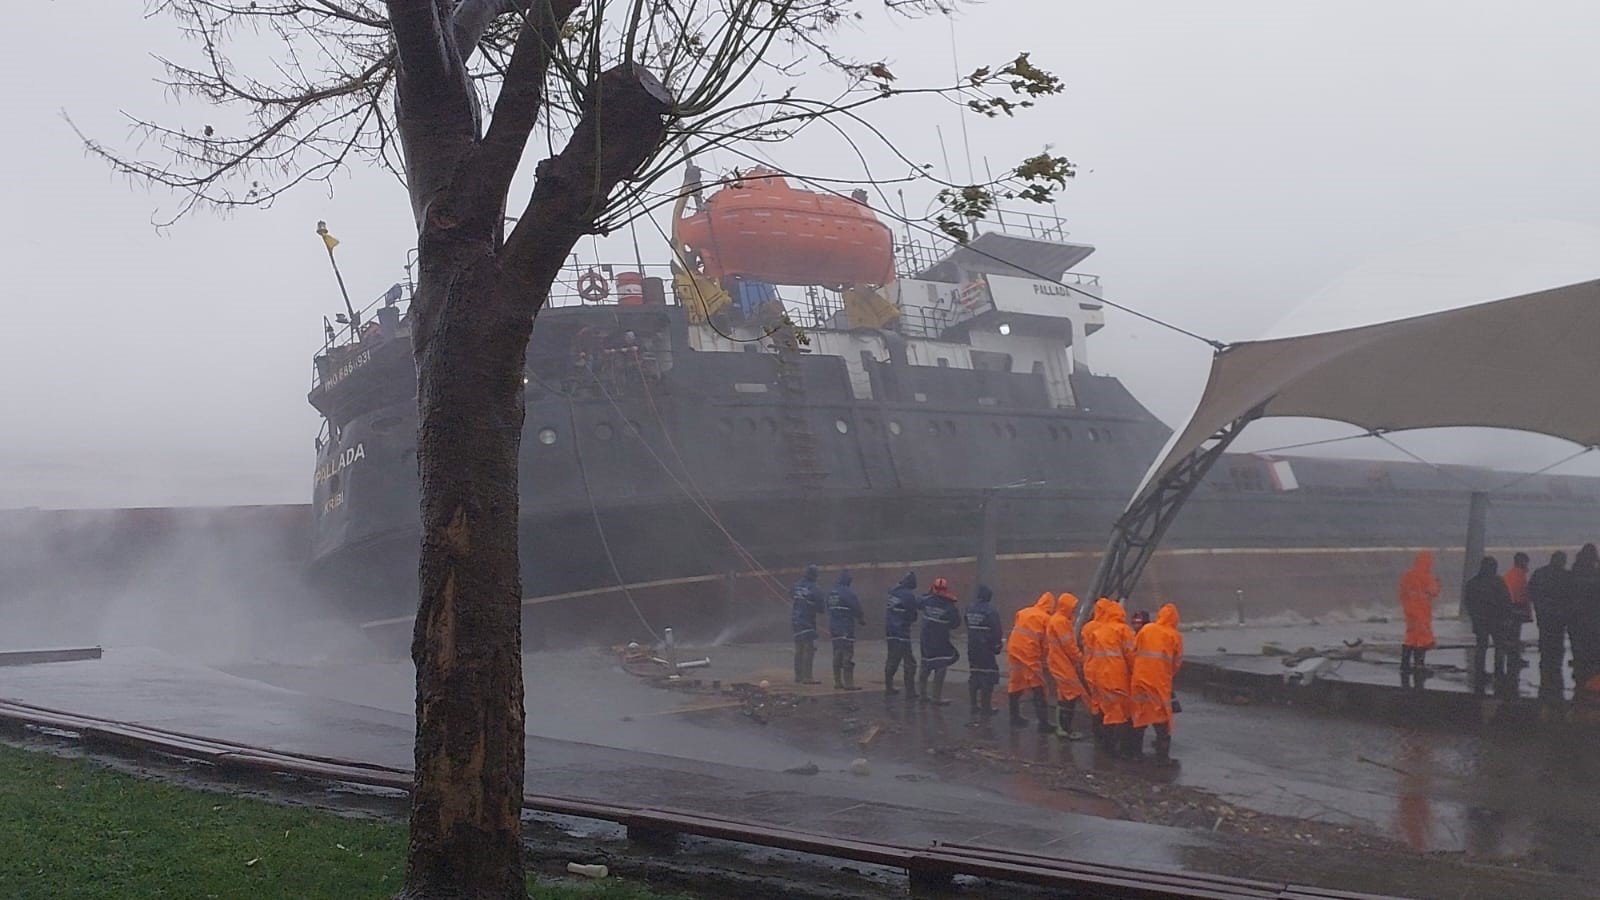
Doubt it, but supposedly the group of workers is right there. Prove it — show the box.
[1398,545,1600,704]
[790,565,1184,763]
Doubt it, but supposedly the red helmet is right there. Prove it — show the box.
[932,577,951,594]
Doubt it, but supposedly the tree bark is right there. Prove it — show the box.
[398,61,671,900]
[401,255,534,900]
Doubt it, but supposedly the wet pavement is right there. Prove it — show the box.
[1185,615,1547,696]
[0,647,1201,872]
[2,633,1599,897]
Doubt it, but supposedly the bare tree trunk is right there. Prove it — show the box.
[401,258,537,900]
[397,59,671,900]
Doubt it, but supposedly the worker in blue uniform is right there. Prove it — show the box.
[917,576,963,706]
[884,572,920,699]
[965,584,1003,720]
[827,570,866,690]
[791,563,825,684]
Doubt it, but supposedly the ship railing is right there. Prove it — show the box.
[311,280,416,391]
[984,206,1071,243]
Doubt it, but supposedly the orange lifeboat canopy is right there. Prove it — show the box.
[676,168,895,287]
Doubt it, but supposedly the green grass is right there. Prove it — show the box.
[0,743,677,899]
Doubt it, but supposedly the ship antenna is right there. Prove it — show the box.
[629,218,647,278]
[935,125,954,185]
[950,16,976,184]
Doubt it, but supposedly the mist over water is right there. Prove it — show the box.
[0,507,367,665]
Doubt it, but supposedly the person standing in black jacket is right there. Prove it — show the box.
[1463,556,1518,696]
[1568,544,1600,692]
[1528,550,1574,703]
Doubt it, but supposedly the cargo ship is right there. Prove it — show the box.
[305,165,1600,642]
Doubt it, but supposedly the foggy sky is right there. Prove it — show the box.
[5,0,1600,509]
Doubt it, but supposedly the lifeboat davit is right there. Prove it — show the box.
[676,168,895,287]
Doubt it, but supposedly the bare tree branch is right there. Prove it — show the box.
[502,62,674,299]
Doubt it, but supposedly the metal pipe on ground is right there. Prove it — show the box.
[0,699,1403,900]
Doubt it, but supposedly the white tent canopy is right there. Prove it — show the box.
[1133,275,1600,507]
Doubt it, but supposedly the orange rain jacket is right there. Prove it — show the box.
[1504,564,1532,623]
[1130,603,1184,729]
[1045,593,1088,702]
[1398,552,1441,649]
[1006,592,1055,694]
[1082,599,1136,725]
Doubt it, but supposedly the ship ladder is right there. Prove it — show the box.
[773,328,829,487]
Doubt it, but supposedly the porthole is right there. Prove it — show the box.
[1005,423,1017,439]
[888,420,903,436]
[537,427,558,445]
[328,473,342,496]
[928,421,941,436]
[944,420,957,435]
[1048,425,1060,440]
[1087,428,1099,442]
[745,418,759,434]
[992,423,1004,437]
[594,422,615,441]
[835,418,850,434]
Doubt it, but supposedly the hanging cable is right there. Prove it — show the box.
[568,396,661,641]
[624,357,792,598]
[592,370,791,602]
[1237,431,1379,457]
[1371,431,1478,490]
[1491,445,1597,493]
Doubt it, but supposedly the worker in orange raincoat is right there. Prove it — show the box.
[1398,551,1441,684]
[1081,598,1136,755]
[1006,592,1054,731]
[1045,592,1089,740]
[1129,603,1183,763]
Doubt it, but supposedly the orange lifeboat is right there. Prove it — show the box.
[675,168,895,287]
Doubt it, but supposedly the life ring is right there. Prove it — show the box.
[577,269,610,302]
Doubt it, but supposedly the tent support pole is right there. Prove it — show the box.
[1458,491,1490,619]
[1080,404,1266,629]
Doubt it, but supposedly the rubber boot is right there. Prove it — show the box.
[1057,702,1085,741]
[917,666,931,704]
[843,664,861,691]
[981,686,997,718]
[833,656,846,691]
[1125,725,1147,760]
[968,682,981,719]
[1093,714,1115,754]
[1154,728,1173,766]
[1032,688,1052,733]
[932,668,951,706]
[1008,692,1029,728]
